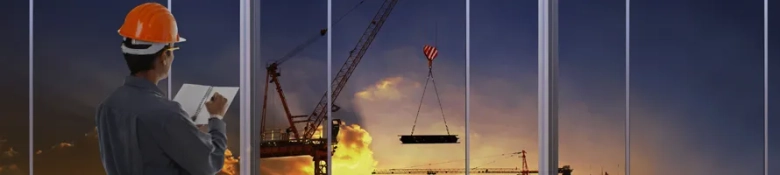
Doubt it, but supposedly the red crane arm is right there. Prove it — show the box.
[263,62,303,139]
[299,0,401,139]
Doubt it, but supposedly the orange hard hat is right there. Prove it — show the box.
[118,2,185,44]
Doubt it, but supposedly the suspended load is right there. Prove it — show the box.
[399,45,459,144]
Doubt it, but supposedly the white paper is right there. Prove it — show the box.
[173,83,239,125]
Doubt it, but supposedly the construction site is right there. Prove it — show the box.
[258,0,574,174]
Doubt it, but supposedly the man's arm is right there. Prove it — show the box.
[148,108,227,175]
[95,104,118,175]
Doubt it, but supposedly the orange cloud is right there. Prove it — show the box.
[352,75,469,170]
[258,121,377,175]
[343,46,634,174]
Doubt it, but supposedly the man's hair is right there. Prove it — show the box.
[122,38,169,75]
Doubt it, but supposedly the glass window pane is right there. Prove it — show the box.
[631,0,764,174]
[257,0,327,174]
[0,1,30,175]
[768,0,778,173]
[339,0,467,174]
[32,1,167,174]
[170,1,241,174]
[559,1,627,174]
[470,0,542,174]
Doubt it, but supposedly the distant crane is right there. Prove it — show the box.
[259,0,401,175]
[371,150,574,175]
[370,167,573,175]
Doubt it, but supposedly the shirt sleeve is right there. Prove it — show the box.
[149,107,228,175]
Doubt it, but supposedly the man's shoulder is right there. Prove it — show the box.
[100,86,187,122]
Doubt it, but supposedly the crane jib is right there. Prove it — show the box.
[301,0,400,140]
[260,1,401,174]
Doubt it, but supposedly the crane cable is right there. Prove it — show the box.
[470,154,518,170]
[270,0,366,66]
[399,151,521,169]
[261,0,365,135]
[409,68,451,135]
[410,3,449,136]
[334,0,365,25]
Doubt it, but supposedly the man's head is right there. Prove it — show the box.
[117,2,185,83]
[122,38,177,80]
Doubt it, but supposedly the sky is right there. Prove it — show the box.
[0,0,779,175]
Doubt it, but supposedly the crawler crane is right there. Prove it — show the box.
[259,0,400,175]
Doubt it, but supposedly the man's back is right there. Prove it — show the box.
[96,76,227,175]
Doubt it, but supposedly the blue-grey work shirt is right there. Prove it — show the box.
[96,76,227,175]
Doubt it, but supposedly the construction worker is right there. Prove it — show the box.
[96,3,228,175]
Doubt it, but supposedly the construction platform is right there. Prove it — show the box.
[399,135,459,144]
[260,138,329,158]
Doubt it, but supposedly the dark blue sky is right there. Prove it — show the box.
[0,0,778,174]
[630,0,765,174]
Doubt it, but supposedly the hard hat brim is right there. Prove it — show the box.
[121,37,185,55]
[117,30,187,43]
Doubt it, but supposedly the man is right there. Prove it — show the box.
[96,2,228,175]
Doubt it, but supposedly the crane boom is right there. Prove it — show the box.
[372,168,535,174]
[371,167,573,174]
[275,29,329,65]
[371,151,573,175]
[259,1,400,174]
[298,0,400,139]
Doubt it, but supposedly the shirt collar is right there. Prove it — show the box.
[124,75,165,97]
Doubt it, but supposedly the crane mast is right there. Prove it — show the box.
[300,0,400,139]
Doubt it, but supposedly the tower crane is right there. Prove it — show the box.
[370,166,573,175]
[259,0,400,175]
[371,151,574,175]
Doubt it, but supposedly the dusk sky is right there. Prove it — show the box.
[0,0,779,175]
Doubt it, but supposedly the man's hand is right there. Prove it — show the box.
[205,92,228,118]
[196,124,209,133]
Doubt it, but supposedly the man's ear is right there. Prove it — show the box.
[157,53,168,66]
